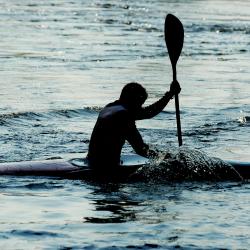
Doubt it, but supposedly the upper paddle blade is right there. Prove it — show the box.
[165,14,184,66]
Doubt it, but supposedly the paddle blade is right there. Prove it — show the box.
[165,14,184,66]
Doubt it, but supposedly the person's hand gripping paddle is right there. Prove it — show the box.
[165,14,184,146]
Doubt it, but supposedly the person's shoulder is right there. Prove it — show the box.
[99,101,128,119]
[105,101,127,113]
[106,100,122,108]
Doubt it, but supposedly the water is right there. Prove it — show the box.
[0,0,249,249]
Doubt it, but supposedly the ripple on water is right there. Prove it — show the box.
[10,229,64,238]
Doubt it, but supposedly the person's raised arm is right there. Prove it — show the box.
[135,80,181,120]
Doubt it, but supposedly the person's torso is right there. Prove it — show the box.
[88,102,131,167]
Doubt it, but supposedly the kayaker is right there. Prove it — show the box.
[88,81,181,173]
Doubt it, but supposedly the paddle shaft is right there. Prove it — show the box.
[172,64,182,146]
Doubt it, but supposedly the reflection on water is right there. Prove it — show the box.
[84,185,139,223]
[79,181,250,249]
[0,175,249,249]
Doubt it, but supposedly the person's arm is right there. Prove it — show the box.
[126,121,148,157]
[125,120,158,158]
[135,80,181,120]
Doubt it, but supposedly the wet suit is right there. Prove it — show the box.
[88,92,174,173]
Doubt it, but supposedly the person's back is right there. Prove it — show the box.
[88,101,130,169]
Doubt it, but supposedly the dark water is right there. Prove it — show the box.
[0,0,250,249]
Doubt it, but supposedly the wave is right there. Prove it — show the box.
[0,107,102,125]
[10,229,64,238]
[187,23,250,34]
[184,119,240,138]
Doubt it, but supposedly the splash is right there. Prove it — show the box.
[133,147,242,182]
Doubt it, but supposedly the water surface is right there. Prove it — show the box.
[0,0,249,249]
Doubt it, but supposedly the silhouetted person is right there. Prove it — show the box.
[88,81,181,174]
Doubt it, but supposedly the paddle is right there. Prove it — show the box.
[164,14,184,146]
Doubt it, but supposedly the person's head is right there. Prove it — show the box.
[119,82,148,110]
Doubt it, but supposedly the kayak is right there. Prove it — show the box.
[0,154,249,180]
[226,160,250,180]
[0,155,147,180]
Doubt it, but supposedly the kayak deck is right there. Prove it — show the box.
[0,155,148,178]
[0,159,79,176]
